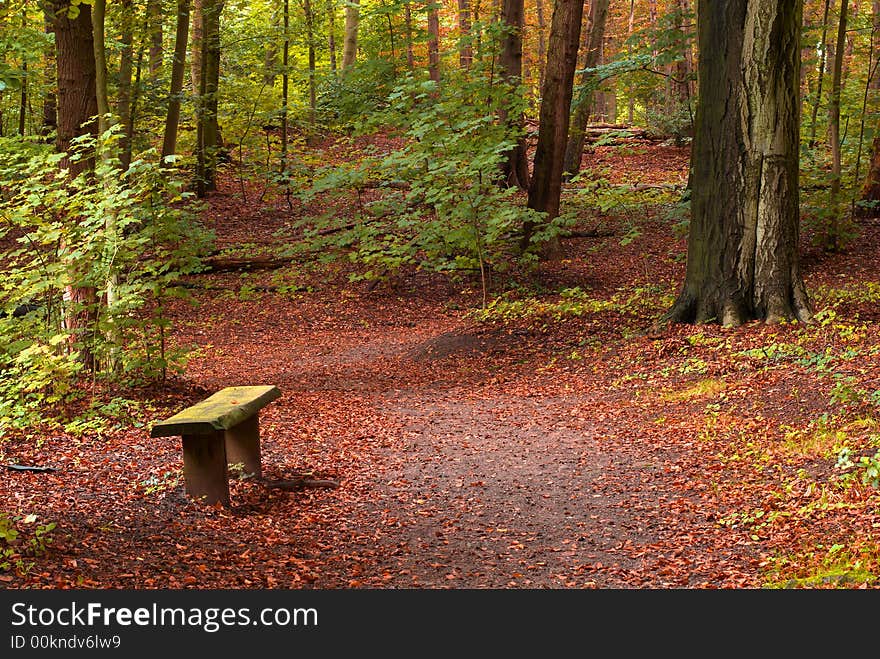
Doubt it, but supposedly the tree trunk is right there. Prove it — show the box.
[808,0,831,148]
[342,0,360,70]
[162,0,191,160]
[826,0,848,251]
[92,0,112,139]
[303,0,317,133]
[51,0,99,369]
[427,5,441,84]
[404,3,415,70]
[535,0,546,92]
[562,0,610,179]
[327,0,338,74]
[281,0,290,174]
[498,0,530,190]
[148,0,164,77]
[674,0,694,102]
[872,0,880,90]
[116,0,135,168]
[190,0,203,92]
[523,0,584,257]
[41,8,57,141]
[664,0,811,327]
[195,0,222,197]
[458,0,473,69]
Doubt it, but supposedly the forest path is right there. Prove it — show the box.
[170,282,763,588]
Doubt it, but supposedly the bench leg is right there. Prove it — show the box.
[181,432,230,506]
[225,415,262,479]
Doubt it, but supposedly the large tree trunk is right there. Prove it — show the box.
[162,0,191,160]
[342,0,360,70]
[664,0,811,327]
[562,0,610,179]
[522,0,584,256]
[498,0,530,190]
[52,0,99,369]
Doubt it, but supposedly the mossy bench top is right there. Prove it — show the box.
[150,385,281,437]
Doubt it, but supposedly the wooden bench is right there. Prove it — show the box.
[150,385,282,506]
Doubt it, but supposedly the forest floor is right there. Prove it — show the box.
[4,133,880,589]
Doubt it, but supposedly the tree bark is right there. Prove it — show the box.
[523,0,585,256]
[190,0,203,92]
[458,0,473,69]
[826,0,848,251]
[535,0,546,92]
[498,0,530,190]
[327,0,338,74]
[664,0,811,327]
[195,0,222,196]
[342,0,360,70]
[808,0,831,148]
[427,4,441,84]
[51,0,99,369]
[148,0,164,77]
[41,8,57,141]
[162,0,191,160]
[562,0,610,179]
[116,0,135,168]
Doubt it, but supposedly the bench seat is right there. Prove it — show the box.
[151,385,281,505]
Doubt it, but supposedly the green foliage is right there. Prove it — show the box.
[298,70,548,297]
[835,447,880,489]
[0,131,213,436]
[0,512,55,574]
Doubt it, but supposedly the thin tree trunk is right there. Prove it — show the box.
[498,0,529,190]
[809,0,832,148]
[327,0,338,74]
[872,0,880,90]
[117,0,134,168]
[428,4,441,84]
[523,0,585,257]
[563,0,610,179]
[535,0,546,91]
[404,3,415,70]
[195,0,222,197]
[190,0,203,92]
[664,0,811,327]
[92,0,112,139]
[162,0,191,160]
[281,0,289,173]
[18,61,27,136]
[342,0,360,70]
[827,0,849,251]
[148,0,163,77]
[41,8,57,141]
[303,0,317,134]
[458,0,473,69]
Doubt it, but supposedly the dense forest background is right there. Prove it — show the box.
[4,0,880,588]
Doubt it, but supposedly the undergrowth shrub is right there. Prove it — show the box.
[294,69,552,303]
[0,130,213,437]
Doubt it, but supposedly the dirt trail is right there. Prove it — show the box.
[167,288,763,589]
